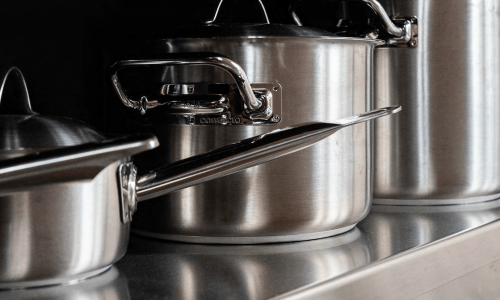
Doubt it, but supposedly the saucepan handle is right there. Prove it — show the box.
[0,105,400,224]
[110,53,273,121]
[289,0,417,47]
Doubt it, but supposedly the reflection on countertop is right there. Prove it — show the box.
[4,198,500,299]
[360,199,500,260]
[118,227,372,300]
[0,267,129,300]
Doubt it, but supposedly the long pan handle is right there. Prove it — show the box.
[135,105,401,201]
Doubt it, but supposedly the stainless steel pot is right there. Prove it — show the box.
[373,0,500,204]
[109,0,402,243]
[0,67,399,288]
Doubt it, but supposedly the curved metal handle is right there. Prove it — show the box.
[289,0,417,47]
[207,0,270,24]
[135,105,402,202]
[110,53,272,121]
[0,67,35,115]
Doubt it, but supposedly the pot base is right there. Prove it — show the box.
[0,266,112,290]
[132,224,357,244]
[373,192,500,206]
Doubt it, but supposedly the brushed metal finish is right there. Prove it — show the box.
[0,108,399,287]
[136,107,401,203]
[374,0,500,204]
[111,54,274,119]
[0,67,105,160]
[0,267,130,299]
[131,36,382,242]
[277,203,500,300]
[117,227,373,300]
[0,160,130,288]
[8,198,500,298]
[112,198,500,299]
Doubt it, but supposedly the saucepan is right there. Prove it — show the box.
[0,67,400,288]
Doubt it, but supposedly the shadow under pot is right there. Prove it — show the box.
[109,0,405,243]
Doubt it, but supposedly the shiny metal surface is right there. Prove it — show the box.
[0,267,130,299]
[109,198,500,300]
[413,258,500,300]
[0,67,104,160]
[136,106,401,203]
[279,205,500,299]
[127,82,282,126]
[0,159,130,288]
[289,0,418,47]
[7,200,500,299]
[111,54,275,121]
[118,228,373,300]
[374,0,500,204]
[128,36,384,243]
[0,105,384,287]
[207,0,270,24]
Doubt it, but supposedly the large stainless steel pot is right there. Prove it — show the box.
[373,0,500,205]
[109,0,403,243]
[0,67,399,288]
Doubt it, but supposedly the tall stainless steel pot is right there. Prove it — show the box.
[374,0,500,204]
[0,67,399,288]
[109,0,405,243]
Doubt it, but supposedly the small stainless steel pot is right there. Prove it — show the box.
[109,0,404,243]
[0,67,400,288]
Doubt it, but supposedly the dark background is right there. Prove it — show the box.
[0,0,375,131]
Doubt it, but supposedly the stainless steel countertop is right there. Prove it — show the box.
[4,199,500,299]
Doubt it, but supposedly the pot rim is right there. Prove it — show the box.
[156,36,385,46]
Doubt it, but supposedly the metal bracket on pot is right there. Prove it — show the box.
[387,16,418,48]
[153,82,281,125]
[110,54,281,124]
[117,162,138,224]
[289,0,418,48]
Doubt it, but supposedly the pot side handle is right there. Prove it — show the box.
[110,53,273,121]
[134,105,402,202]
[289,0,418,48]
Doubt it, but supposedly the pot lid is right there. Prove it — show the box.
[0,67,105,159]
[152,23,339,39]
[149,0,353,39]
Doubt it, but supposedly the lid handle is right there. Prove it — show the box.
[206,0,270,24]
[0,67,36,115]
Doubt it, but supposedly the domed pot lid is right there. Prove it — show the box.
[0,67,105,160]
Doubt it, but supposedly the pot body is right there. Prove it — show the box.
[0,160,128,288]
[131,37,378,243]
[374,0,500,204]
